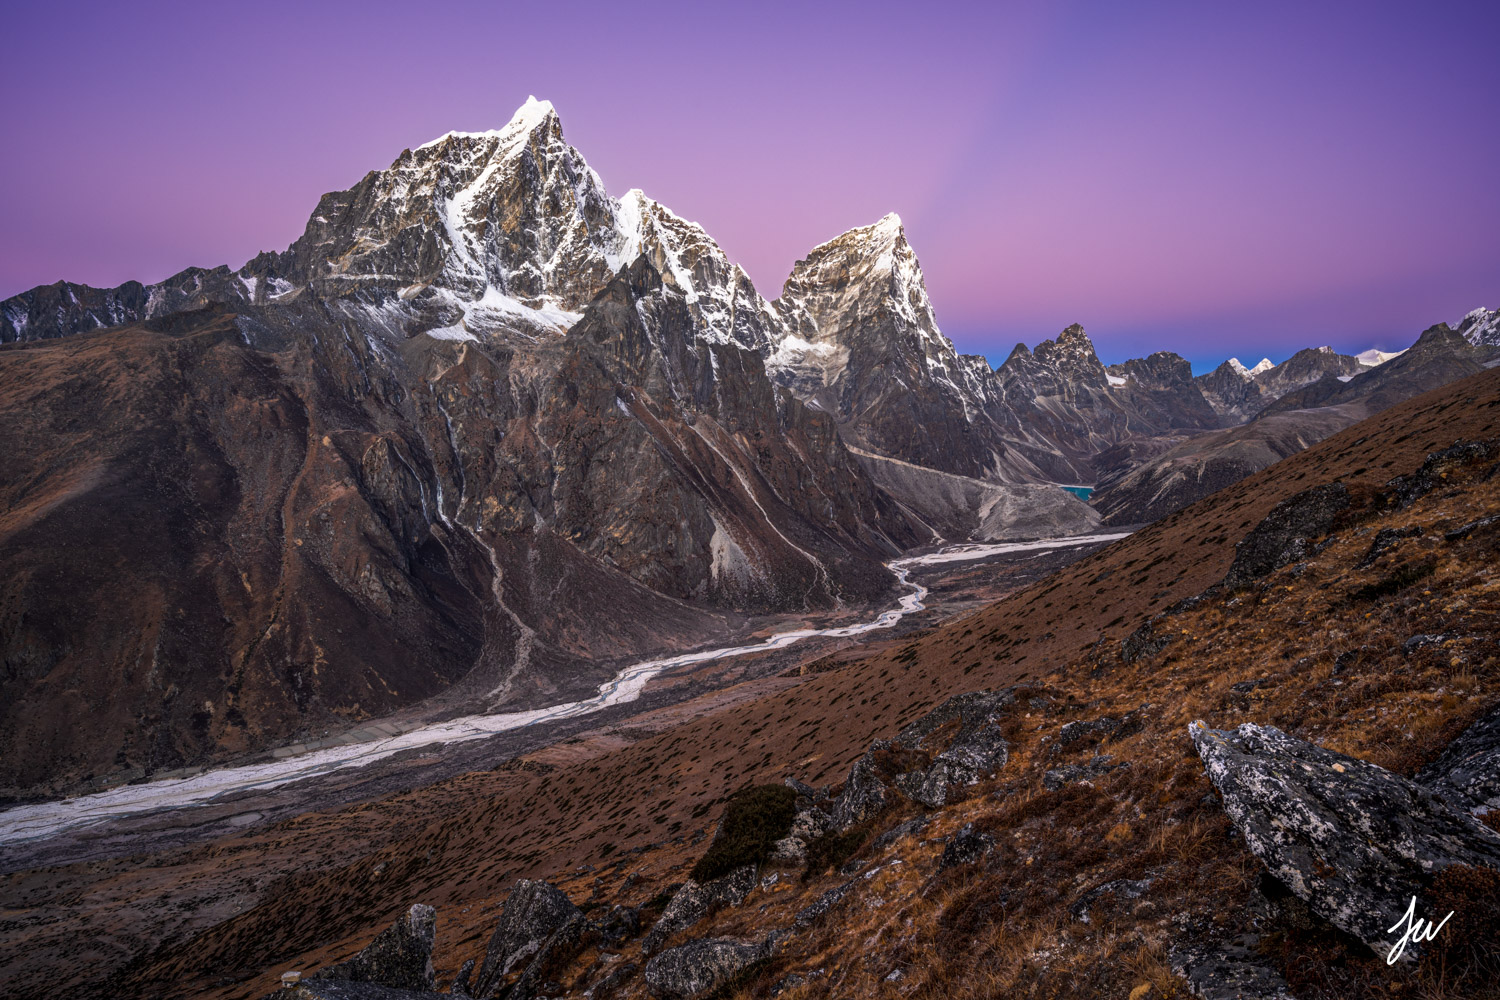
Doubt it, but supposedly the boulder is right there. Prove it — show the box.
[643,937,771,1000]
[1416,704,1500,815]
[937,823,994,870]
[1170,937,1296,1000]
[473,881,582,997]
[1223,482,1348,588]
[1190,721,1500,955]
[313,904,436,991]
[643,866,757,955]
[890,690,1013,807]
[830,741,894,830]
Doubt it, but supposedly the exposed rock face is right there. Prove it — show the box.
[1193,359,1267,423]
[643,865,757,955]
[642,936,773,1000]
[313,904,436,991]
[1250,346,1363,401]
[1417,705,1500,815]
[1190,721,1500,955]
[1222,483,1349,588]
[473,881,581,997]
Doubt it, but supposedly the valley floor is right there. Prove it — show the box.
[0,534,1123,997]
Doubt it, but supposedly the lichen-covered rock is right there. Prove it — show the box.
[313,904,436,991]
[643,866,757,955]
[1384,440,1497,509]
[829,690,1012,829]
[1359,525,1422,566]
[473,881,581,997]
[1044,754,1127,790]
[1121,619,1173,663]
[1417,704,1500,815]
[643,937,771,1000]
[891,691,1013,807]
[830,739,896,830]
[938,823,994,870]
[1223,482,1349,588]
[1190,721,1500,955]
[1170,937,1296,1000]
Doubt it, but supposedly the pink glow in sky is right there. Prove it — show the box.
[1,0,1495,369]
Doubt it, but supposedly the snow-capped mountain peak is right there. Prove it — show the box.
[415,96,558,152]
[1226,357,1252,378]
[1249,358,1275,376]
[1355,347,1406,367]
[1456,306,1499,347]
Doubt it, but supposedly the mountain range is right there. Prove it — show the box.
[1,97,1496,796]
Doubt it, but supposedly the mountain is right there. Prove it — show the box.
[1457,305,1500,347]
[0,100,920,796]
[1092,321,1500,524]
[0,94,1491,795]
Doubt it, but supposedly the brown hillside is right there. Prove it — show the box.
[7,367,1499,1000]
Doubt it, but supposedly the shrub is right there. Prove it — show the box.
[690,784,797,882]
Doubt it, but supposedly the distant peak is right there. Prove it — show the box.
[1249,357,1275,375]
[1058,323,1092,342]
[875,212,903,230]
[1226,357,1251,378]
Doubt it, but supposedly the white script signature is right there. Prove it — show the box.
[1386,895,1454,964]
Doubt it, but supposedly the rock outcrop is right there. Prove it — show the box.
[643,865,757,955]
[1222,483,1349,588]
[1190,721,1500,956]
[642,936,775,1000]
[1417,705,1500,816]
[312,904,437,991]
[473,881,583,997]
[823,690,1013,833]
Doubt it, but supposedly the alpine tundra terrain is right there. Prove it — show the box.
[3,98,1493,803]
[4,329,1498,1000]
[1,97,1499,1000]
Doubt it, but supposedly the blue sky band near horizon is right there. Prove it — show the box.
[0,0,1495,372]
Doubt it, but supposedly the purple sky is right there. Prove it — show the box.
[3,1,1496,370]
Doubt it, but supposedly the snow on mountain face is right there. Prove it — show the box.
[1356,347,1407,367]
[1456,307,1500,347]
[613,190,779,352]
[277,97,626,333]
[1250,358,1275,375]
[1227,358,1252,378]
